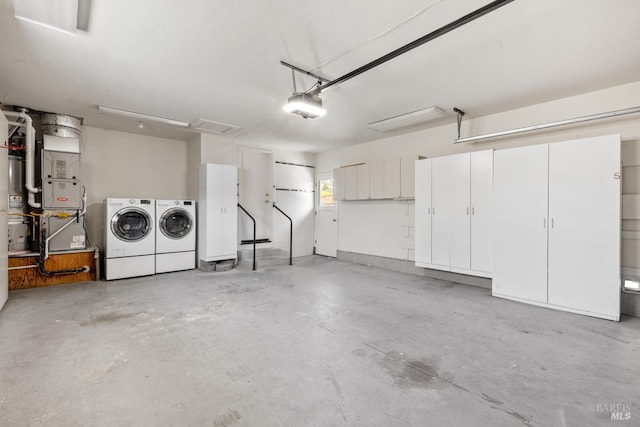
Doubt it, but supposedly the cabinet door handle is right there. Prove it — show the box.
[543,218,546,228]
[471,207,475,215]
[551,218,554,228]
[428,207,431,215]
[466,207,469,215]
[432,207,435,215]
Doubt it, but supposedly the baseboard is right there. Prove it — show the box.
[336,250,637,318]
[336,251,491,289]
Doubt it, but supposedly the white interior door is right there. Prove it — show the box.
[315,172,337,257]
[493,144,549,303]
[414,159,432,265]
[470,150,494,273]
[1,111,9,311]
[547,135,621,319]
[239,147,273,242]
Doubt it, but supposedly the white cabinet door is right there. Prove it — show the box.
[357,164,370,199]
[414,159,432,265]
[0,111,8,311]
[344,166,358,200]
[200,164,222,260]
[432,154,470,269]
[449,153,471,270]
[369,161,384,199]
[384,159,401,199]
[199,164,237,262]
[493,144,549,303]
[431,156,454,267]
[547,135,620,319]
[470,150,493,273]
[400,156,416,198]
[222,165,238,257]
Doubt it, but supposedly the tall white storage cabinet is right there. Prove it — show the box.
[414,159,432,265]
[493,135,621,320]
[198,164,238,263]
[432,153,470,269]
[414,150,493,277]
[469,150,494,275]
[0,111,8,311]
[493,144,550,303]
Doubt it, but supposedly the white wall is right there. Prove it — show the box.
[81,127,188,250]
[316,81,640,265]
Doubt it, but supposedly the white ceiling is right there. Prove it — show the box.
[1,0,639,152]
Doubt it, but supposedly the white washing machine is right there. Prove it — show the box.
[105,198,155,280]
[155,199,196,273]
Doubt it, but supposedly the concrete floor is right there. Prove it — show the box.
[0,256,639,426]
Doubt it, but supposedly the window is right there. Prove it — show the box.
[319,178,334,207]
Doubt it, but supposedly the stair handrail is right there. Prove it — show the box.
[272,203,293,266]
[237,203,257,271]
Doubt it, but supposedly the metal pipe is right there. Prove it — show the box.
[45,192,87,260]
[4,111,40,208]
[317,0,515,92]
[454,106,640,144]
[8,264,39,271]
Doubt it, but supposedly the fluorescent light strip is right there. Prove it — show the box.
[98,106,189,127]
[368,106,446,132]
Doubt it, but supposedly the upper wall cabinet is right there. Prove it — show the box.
[344,165,358,200]
[357,164,370,199]
[369,161,385,199]
[414,150,493,278]
[400,156,417,198]
[384,159,401,199]
[493,135,621,321]
[333,156,422,201]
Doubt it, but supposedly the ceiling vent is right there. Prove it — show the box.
[190,119,240,135]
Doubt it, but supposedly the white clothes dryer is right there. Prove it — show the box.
[105,198,155,280]
[155,199,196,273]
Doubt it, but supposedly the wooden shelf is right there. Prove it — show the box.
[8,248,99,290]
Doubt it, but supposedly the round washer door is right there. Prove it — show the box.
[160,208,193,239]
[111,207,153,242]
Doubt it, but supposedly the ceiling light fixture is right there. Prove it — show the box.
[12,0,79,35]
[98,106,189,127]
[367,106,446,132]
[282,67,326,119]
[283,92,326,119]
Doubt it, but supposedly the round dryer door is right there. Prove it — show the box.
[160,208,193,239]
[111,207,153,242]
